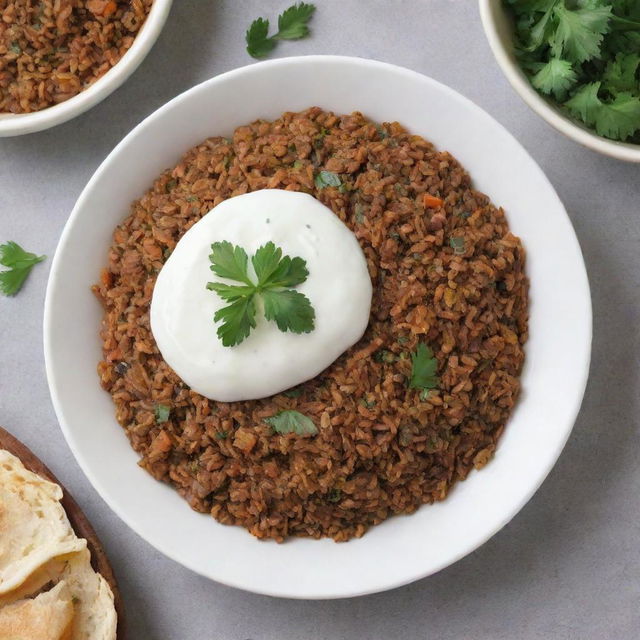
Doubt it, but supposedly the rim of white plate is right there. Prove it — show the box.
[44,55,592,599]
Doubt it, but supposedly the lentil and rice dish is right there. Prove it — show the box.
[93,108,529,542]
[0,0,153,113]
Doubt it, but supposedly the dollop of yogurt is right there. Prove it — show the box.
[150,189,372,402]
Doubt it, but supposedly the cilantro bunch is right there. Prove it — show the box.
[506,0,640,142]
[207,240,315,347]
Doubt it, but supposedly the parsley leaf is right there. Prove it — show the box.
[565,80,603,123]
[314,170,342,189]
[602,52,640,93]
[565,81,640,138]
[409,343,439,392]
[593,91,640,138]
[262,289,315,334]
[265,410,318,436]
[207,241,315,347]
[208,240,253,285]
[0,241,46,297]
[252,241,309,287]
[449,237,466,255]
[245,17,276,59]
[551,4,611,63]
[246,3,316,59]
[154,404,171,423]
[531,57,578,99]
[213,295,257,347]
[276,2,316,40]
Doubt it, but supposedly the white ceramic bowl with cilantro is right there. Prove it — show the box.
[0,0,173,137]
[480,0,640,163]
[44,55,592,599]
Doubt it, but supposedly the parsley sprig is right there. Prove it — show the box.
[507,0,640,142]
[409,343,439,399]
[246,3,316,59]
[0,241,46,297]
[207,240,315,347]
[265,410,318,436]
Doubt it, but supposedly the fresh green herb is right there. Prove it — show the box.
[207,240,315,346]
[354,203,365,224]
[0,241,46,297]
[186,195,199,202]
[374,349,396,364]
[165,179,177,192]
[246,3,316,59]
[327,488,342,502]
[265,410,318,436]
[506,0,640,142]
[10,42,21,55]
[293,160,304,169]
[359,398,376,409]
[457,211,471,219]
[419,389,432,401]
[449,237,466,255]
[375,123,388,139]
[283,388,302,398]
[154,404,171,423]
[314,170,342,189]
[409,343,439,392]
[215,431,228,440]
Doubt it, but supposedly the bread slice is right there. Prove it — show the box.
[0,451,85,596]
[58,548,117,640]
[0,580,74,640]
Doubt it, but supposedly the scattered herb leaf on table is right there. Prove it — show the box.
[0,241,46,297]
[246,2,316,59]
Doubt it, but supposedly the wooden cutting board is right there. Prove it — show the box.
[0,426,125,639]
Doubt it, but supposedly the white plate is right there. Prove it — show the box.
[44,56,592,599]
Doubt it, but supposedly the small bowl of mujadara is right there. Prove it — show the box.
[45,55,591,599]
[0,0,173,137]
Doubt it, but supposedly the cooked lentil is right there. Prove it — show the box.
[0,0,152,113]
[93,108,529,542]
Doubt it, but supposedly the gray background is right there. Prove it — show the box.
[1,1,639,638]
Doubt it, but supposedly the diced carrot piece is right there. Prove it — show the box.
[423,193,444,208]
[103,1,118,17]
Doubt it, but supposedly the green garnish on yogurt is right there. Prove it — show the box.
[207,240,315,347]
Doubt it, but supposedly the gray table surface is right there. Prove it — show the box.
[1,1,639,638]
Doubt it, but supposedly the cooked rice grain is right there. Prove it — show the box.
[0,0,152,113]
[93,108,529,542]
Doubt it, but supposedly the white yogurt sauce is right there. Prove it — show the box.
[150,189,372,402]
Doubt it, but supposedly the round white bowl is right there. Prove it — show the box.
[0,0,173,137]
[44,55,592,599]
[479,0,640,163]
